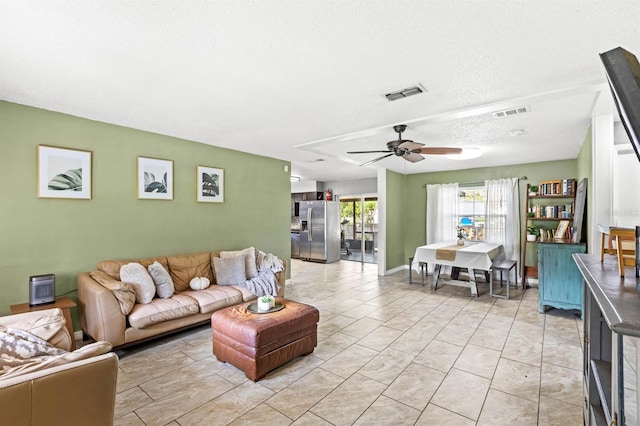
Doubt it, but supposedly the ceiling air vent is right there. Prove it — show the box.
[492,106,529,118]
[385,84,426,101]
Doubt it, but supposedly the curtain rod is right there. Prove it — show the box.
[422,176,527,188]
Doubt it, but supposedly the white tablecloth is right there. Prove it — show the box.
[412,241,504,271]
[411,241,504,297]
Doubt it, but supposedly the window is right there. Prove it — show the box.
[457,186,486,241]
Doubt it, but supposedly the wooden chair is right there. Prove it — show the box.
[616,236,636,276]
[598,225,636,276]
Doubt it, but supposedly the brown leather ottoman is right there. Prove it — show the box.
[211,298,319,381]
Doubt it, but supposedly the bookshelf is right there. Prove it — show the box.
[521,180,577,288]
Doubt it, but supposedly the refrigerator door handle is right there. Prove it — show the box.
[307,207,312,241]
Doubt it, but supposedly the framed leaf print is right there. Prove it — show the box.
[197,166,224,203]
[137,156,173,200]
[38,145,92,199]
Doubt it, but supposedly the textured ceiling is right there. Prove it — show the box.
[1,1,639,182]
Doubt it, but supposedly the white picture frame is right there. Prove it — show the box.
[196,165,224,203]
[137,156,173,200]
[37,145,92,199]
[555,220,570,240]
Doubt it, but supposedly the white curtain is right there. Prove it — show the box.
[426,183,459,244]
[484,178,520,266]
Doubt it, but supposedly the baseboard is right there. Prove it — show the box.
[74,330,83,342]
[386,264,408,275]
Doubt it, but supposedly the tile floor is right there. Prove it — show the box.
[113,259,586,426]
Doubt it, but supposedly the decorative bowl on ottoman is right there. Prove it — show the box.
[211,298,319,381]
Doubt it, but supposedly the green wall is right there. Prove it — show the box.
[0,102,291,323]
[576,126,593,252]
[391,160,578,269]
[384,170,406,269]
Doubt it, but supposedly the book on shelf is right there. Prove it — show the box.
[538,179,576,196]
[529,203,573,219]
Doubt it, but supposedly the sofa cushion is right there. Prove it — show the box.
[128,294,200,329]
[89,270,137,315]
[229,285,258,302]
[180,286,243,314]
[97,256,169,280]
[220,247,258,279]
[213,256,246,285]
[148,261,175,299]
[166,252,213,292]
[120,263,156,304]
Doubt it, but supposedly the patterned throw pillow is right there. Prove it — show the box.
[120,263,155,304]
[148,261,175,298]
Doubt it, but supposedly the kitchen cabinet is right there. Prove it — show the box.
[537,242,586,317]
[291,192,324,216]
[574,254,640,425]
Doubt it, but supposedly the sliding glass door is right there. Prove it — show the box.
[339,196,378,264]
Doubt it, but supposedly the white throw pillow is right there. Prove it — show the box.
[148,261,175,298]
[220,247,258,279]
[213,256,247,285]
[120,263,155,304]
[189,276,210,290]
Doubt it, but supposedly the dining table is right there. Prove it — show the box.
[412,241,504,297]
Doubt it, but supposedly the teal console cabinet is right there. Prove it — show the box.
[537,242,587,317]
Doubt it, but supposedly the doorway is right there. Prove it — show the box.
[339,196,378,264]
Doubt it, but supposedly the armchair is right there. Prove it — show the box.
[0,308,118,426]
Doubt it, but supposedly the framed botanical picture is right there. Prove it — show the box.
[197,166,224,203]
[137,156,173,200]
[38,145,92,199]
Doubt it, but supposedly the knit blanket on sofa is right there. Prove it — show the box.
[256,250,284,273]
[242,250,284,297]
[243,270,280,297]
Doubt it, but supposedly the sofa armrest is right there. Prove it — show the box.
[275,259,287,297]
[0,352,118,426]
[77,272,126,346]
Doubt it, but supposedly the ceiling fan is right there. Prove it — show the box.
[347,124,463,167]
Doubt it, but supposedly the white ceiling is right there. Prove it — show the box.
[2,1,639,182]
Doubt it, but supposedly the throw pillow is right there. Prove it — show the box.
[220,247,258,279]
[189,276,210,290]
[213,256,247,285]
[148,261,175,298]
[120,263,155,304]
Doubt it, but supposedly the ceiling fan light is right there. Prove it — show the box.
[447,148,481,160]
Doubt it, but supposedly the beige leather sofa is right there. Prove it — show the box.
[78,250,286,349]
[0,308,118,426]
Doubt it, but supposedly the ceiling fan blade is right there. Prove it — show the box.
[398,141,424,151]
[347,150,392,154]
[360,153,394,167]
[416,147,463,155]
[403,152,425,163]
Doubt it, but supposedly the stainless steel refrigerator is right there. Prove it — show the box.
[299,200,340,263]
